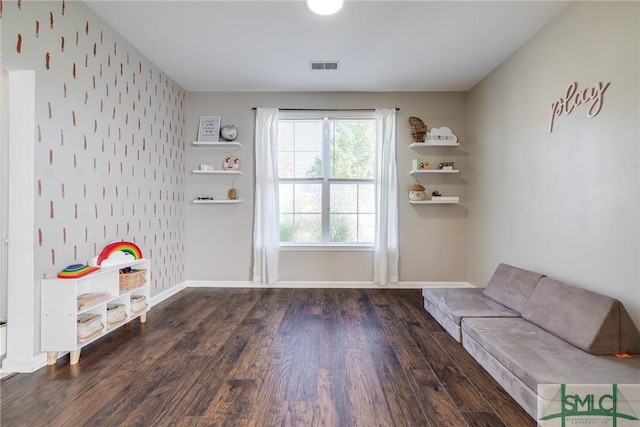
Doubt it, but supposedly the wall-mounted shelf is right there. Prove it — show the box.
[409,142,459,148]
[193,199,243,204]
[409,198,459,205]
[410,169,459,175]
[192,170,243,175]
[192,141,243,148]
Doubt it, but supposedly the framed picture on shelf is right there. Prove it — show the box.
[197,116,221,142]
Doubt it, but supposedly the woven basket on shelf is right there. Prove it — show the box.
[409,117,428,143]
[119,269,147,291]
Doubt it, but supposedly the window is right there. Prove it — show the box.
[277,113,376,245]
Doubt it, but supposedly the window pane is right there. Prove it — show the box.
[294,214,322,242]
[294,121,323,151]
[280,214,295,242]
[278,122,295,151]
[330,184,357,213]
[295,152,322,178]
[278,152,294,179]
[330,120,375,180]
[294,184,321,213]
[358,183,375,213]
[358,213,375,243]
[330,214,357,242]
[279,184,294,213]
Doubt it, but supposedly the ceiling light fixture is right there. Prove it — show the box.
[307,0,343,15]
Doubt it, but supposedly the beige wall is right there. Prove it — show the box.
[185,92,467,282]
[466,1,640,325]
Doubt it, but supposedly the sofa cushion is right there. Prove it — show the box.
[423,288,519,342]
[423,288,518,325]
[521,277,640,354]
[482,263,544,314]
[462,317,640,392]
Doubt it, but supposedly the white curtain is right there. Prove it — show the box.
[374,108,399,285]
[252,108,280,285]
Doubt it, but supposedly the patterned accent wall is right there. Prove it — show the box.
[2,0,186,293]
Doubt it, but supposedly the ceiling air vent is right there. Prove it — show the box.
[310,61,340,70]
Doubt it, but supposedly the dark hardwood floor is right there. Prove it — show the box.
[1,288,534,426]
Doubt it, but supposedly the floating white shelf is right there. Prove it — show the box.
[410,197,459,205]
[410,169,459,175]
[192,141,243,148]
[192,170,243,175]
[193,199,243,204]
[409,142,459,148]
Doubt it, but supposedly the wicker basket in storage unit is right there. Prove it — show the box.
[119,269,147,291]
[77,313,103,342]
[106,303,127,328]
[130,294,148,314]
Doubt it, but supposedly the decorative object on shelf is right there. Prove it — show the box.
[412,158,431,171]
[197,116,221,142]
[118,267,147,291]
[93,241,143,267]
[223,156,241,171]
[409,181,426,201]
[58,264,100,279]
[199,164,215,171]
[432,190,441,197]
[228,186,237,200]
[220,124,238,141]
[409,117,428,143]
[196,196,214,200]
[426,127,458,144]
[439,162,455,171]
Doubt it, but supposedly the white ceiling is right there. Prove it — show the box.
[85,0,570,92]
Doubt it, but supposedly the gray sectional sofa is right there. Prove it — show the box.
[422,263,640,418]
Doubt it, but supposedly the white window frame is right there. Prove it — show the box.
[278,110,376,249]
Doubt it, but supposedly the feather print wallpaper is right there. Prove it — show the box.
[2,0,186,293]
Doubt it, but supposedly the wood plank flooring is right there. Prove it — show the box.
[1,289,534,426]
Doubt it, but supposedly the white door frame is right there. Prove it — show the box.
[1,55,38,373]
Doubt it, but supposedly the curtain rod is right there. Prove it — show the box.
[251,107,400,112]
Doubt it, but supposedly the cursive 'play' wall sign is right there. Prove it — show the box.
[549,81,610,133]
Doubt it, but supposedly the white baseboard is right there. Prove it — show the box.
[187,280,473,289]
[150,281,187,307]
[1,352,47,374]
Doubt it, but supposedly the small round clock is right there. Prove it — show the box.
[220,125,238,141]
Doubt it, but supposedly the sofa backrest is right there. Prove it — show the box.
[521,277,640,354]
[482,263,545,314]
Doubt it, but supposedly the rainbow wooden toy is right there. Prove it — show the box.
[94,241,144,266]
[57,264,100,279]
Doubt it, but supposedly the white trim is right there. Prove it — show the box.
[150,282,187,307]
[1,57,36,374]
[1,353,47,374]
[279,244,374,252]
[187,280,473,289]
